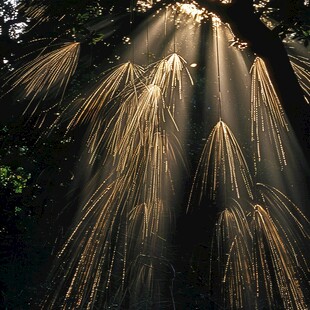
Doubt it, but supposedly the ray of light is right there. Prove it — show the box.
[250,57,289,169]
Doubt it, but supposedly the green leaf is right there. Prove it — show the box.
[15,206,22,214]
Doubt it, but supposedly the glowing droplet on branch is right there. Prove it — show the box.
[250,203,308,309]
[4,42,80,115]
[149,53,193,100]
[250,57,289,170]
[188,120,253,209]
[290,55,310,104]
[210,201,254,309]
